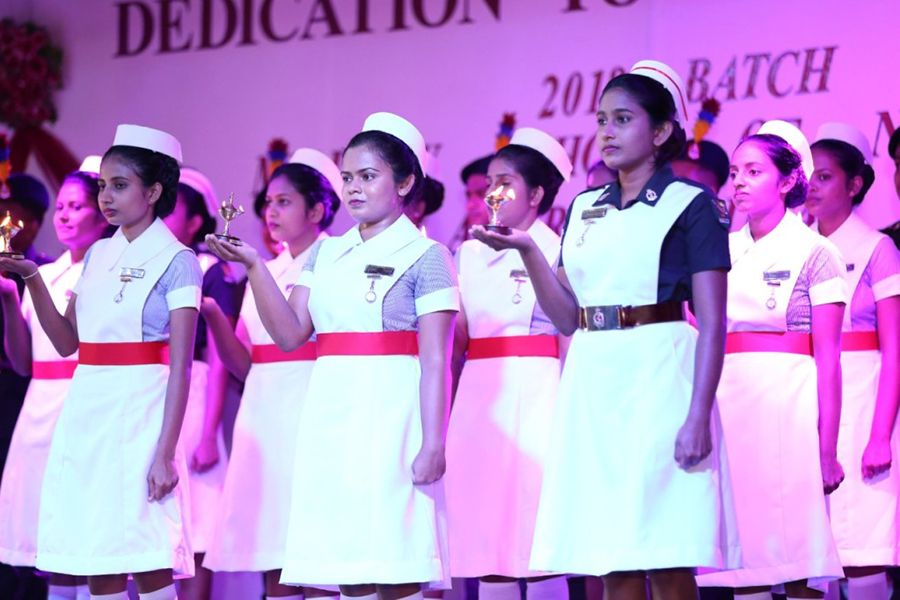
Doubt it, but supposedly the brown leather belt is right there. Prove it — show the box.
[578,301,686,331]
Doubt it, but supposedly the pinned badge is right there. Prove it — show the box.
[510,269,529,304]
[645,189,658,202]
[846,263,855,273]
[114,267,145,303]
[363,265,395,304]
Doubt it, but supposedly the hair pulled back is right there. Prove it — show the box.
[494,145,564,215]
[742,133,809,208]
[103,145,180,218]
[344,131,424,207]
[602,73,687,167]
[810,139,875,206]
[269,162,341,230]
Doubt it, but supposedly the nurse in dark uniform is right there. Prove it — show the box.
[472,60,739,600]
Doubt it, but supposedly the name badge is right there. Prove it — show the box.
[364,265,394,303]
[581,207,608,220]
[510,269,528,304]
[763,270,790,282]
[364,265,395,277]
[119,267,145,281]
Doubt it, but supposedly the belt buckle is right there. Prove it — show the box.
[582,305,625,331]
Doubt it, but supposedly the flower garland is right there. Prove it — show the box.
[0,18,63,129]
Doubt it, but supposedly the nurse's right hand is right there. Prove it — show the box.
[205,234,259,268]
[147,453,180,502]
[0,257,39,280]
[469,225,536,254]
[821,453,844,495]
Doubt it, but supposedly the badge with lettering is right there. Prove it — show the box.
[576,207,607,247]
[763,270,790,282]
[120,268,145,280]
[364,265,395,277]
[114,268,146,303]
[581,207,608,220]
[364,265,395,303]
[510,269,528,304]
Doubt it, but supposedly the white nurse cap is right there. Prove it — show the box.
[112,124,183,163]
[361,112,427,175]
[289,148,343,194]
[757,120,814,180]
[509,127,573,182]
[179,167,219,221]
[815,122,873,166]
[78,155,101,175]
[630,60,690,125]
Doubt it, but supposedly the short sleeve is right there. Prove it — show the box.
[159,250,203,310]
[680,190,731,274]
[868,237,900,301]
[805,242,848,306]
[414,244,459,315]
[297,239,325,288]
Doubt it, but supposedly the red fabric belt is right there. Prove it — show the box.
[467,335,559,359]
[251,343,317,363]
[842,331,880,352]
[316,332,419,356]
[725,332,813,356]
[78,341,169,366]
[32,360,78,380]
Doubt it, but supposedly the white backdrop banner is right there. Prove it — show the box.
[8,0,900,252]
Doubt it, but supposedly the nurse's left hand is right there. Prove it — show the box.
[204,234,259,268]
[861,437,891,479]
[674,416,712,470]
[412,444,446,484]
[147,454,180,501]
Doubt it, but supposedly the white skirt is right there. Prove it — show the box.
[204,360,312,572]
[828,350,900,567]
[0,378,69,566]
[280,354,449,589]
[180,361,228,554]
[445,355,558,577]
[697,353,843,589]
[530,323,740,576]
[35,363,193,576]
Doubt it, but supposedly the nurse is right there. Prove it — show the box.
[696,121,847,598]
[446,127,571,600]
[0,124,201,600]
[202,149,341,600]
[808,123,900,600]
[0,159,111,600]
[472,61,738,599]
[206,112,457,600]
[162,167,243,600]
